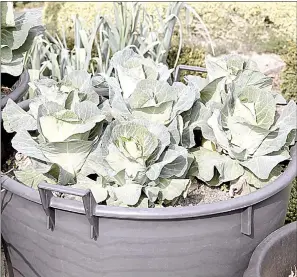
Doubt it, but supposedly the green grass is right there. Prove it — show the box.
[286,179,297,224]
[167,43,206,81]
[14,1,44,11]
[281,41,297,224]
[281,41,297,102]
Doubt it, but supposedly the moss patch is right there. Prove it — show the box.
[14,1,44,11]
[167,44,206,82]
[280,41,297,102]
[286,179,297,224]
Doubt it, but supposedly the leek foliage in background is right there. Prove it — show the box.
[24,2,213,85]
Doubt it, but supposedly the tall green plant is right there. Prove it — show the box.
[24,2,213,83]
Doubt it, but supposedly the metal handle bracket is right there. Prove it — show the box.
[241,206,253,236]
[38,182,99,240]
[174,64,207,82]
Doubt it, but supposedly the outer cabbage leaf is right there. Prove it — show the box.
[191,147,244,186]
[242,165,283,189]
[181,100,215,148]
[2,99,37,133]
[205,54,259,82]
[254,101,297,156]
[110,48,173,99]
[72,175,109,204]
[240,150,290,179]
[146,145,189,180]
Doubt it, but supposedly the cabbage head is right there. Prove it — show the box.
[77,119,192,207]
[104,73,196,145]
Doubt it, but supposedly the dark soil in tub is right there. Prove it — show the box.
[1,150,17,176]
[175,180,231,207]
[1,73,21,163]
[1,124,15,166]
[1,73,21,98]
[1,86,12,96]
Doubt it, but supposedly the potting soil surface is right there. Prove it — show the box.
[1,86,12,98]
[176,180,231,207]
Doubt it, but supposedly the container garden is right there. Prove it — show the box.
[244,221,297,277]
[1,140,296,277]
[1,100,297,277]
[1,50,297,277]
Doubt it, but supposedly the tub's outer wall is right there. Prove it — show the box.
[244,221,297,277]
[1,184,292,277]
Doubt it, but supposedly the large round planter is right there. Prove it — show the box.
[244,221,297,277]
[1,69,30,110]
[1,101,297,277]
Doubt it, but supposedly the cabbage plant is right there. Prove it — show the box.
[103,49,196,144]
[75,119,192,207]
[185,54,284,107]
[2,71,107,187]
[1,2,44,76]
[182,54,289,149]
[3,71,104,130]
[187,55,297,195]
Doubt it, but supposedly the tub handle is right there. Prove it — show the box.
[174,64,207,82]
[241,206,253,236]
[38,182,99,240]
